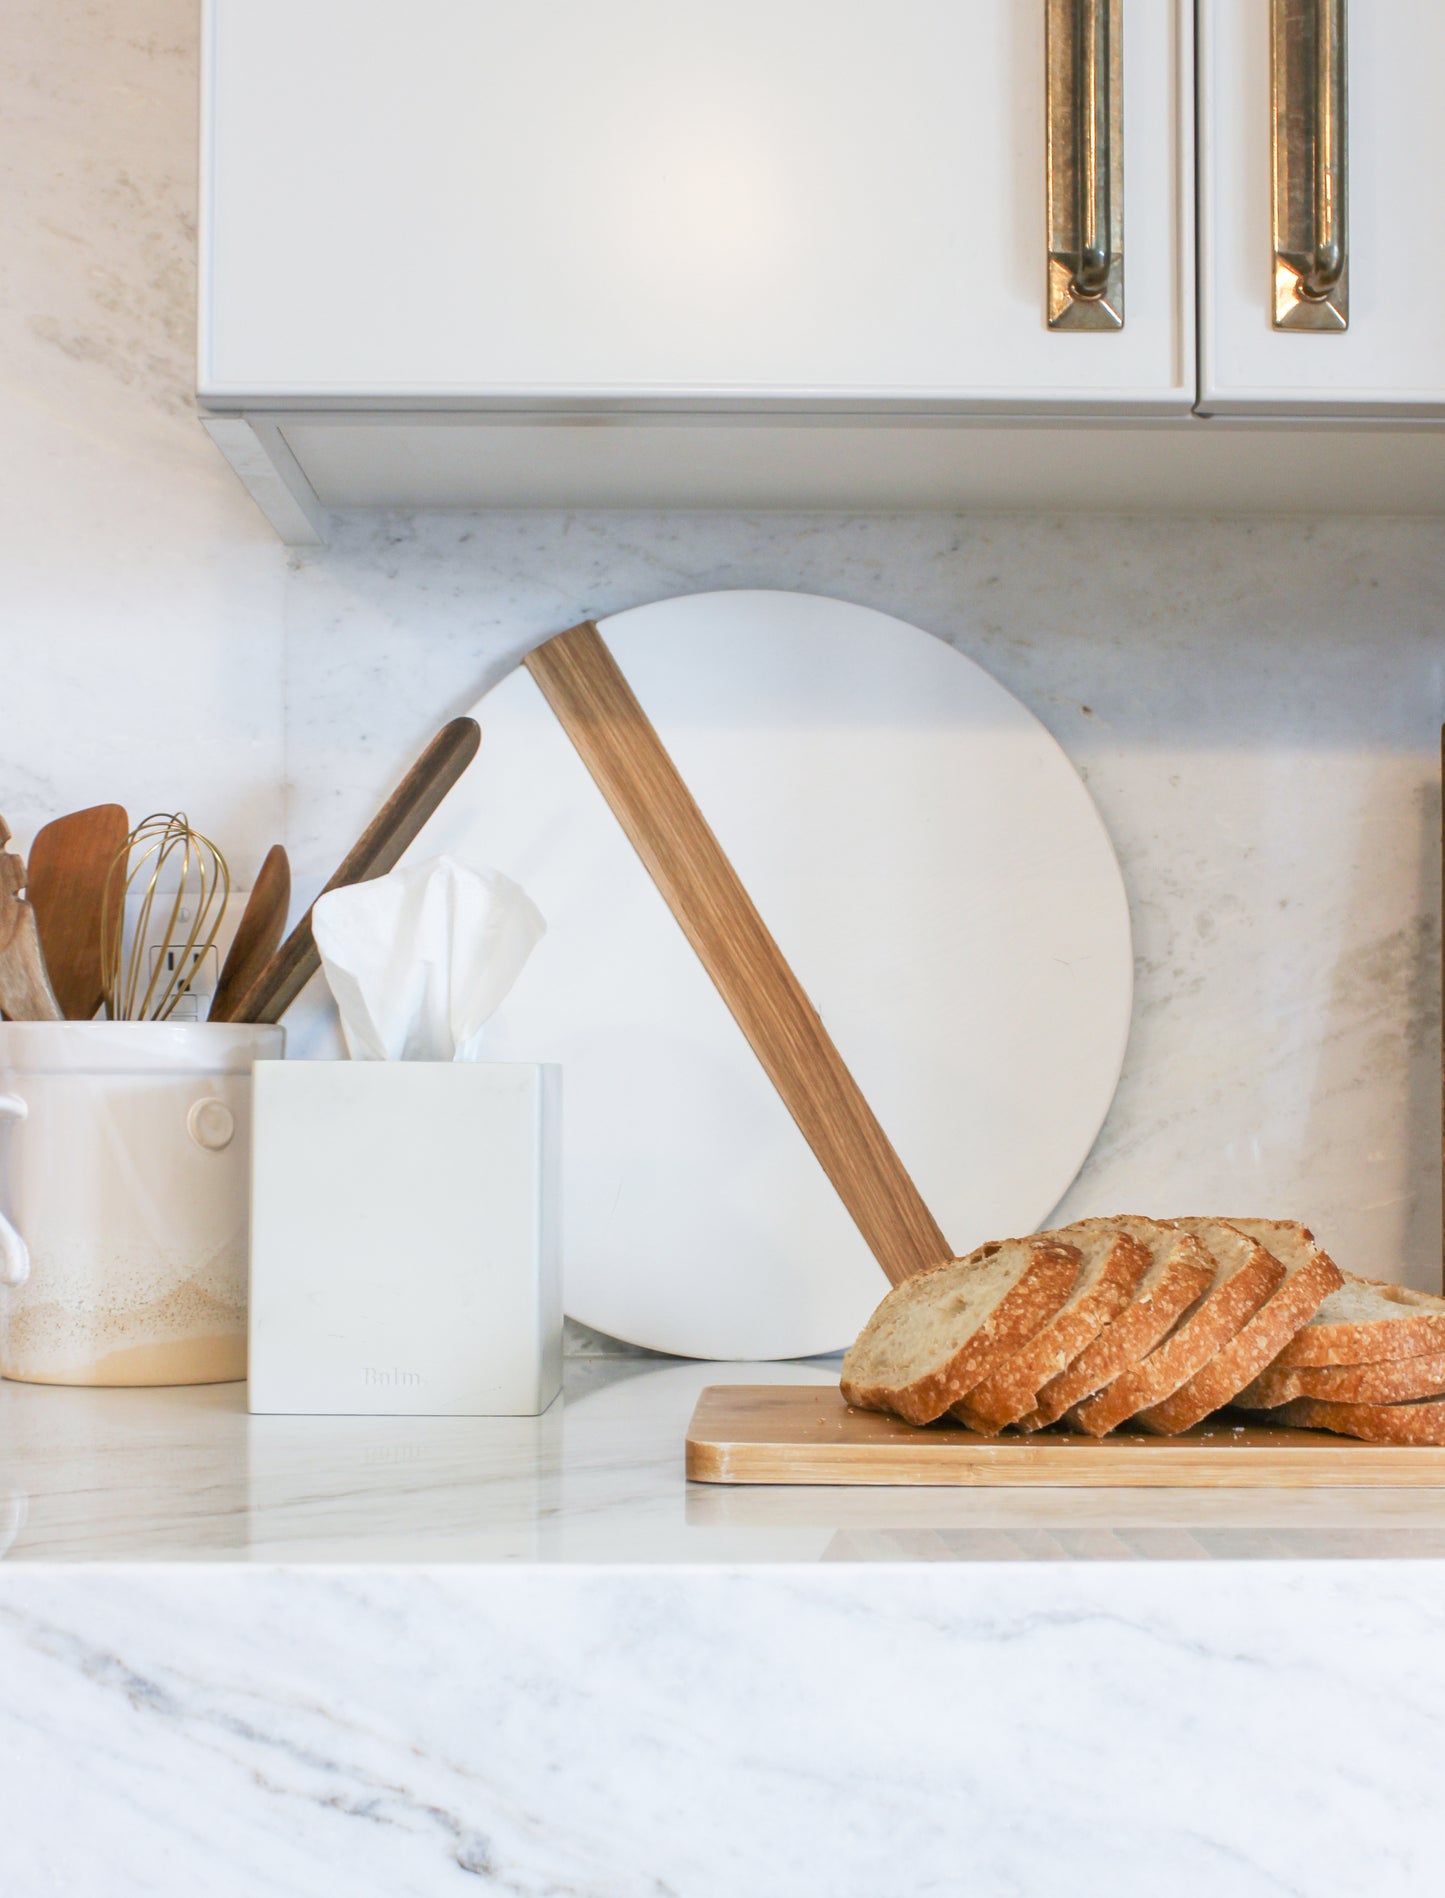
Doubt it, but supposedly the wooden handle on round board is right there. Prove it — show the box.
[523,621,952,1286]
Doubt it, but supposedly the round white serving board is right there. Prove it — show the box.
[429,590,1131,1360]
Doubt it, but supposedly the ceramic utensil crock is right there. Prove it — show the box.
[0,1021,282,1385]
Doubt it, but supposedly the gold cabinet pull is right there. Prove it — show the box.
[1047,0,1124,330]
[1272,0,1348,329]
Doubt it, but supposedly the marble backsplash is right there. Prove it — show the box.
[277,511,1444,1317]
[2,0,1442,1348]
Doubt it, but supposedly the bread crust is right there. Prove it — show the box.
[950,1225,1150,1432]
[1137,1223,1343,1436]
[1016,1225,1214,1432]
[1237,1349,1445,1409]
[1269,1273,1445,1369]
[1238,1394,1445,1446]
[1068,1227,1282,1438]
[840,1242,1080,1426]
[839,1213,1421,1444]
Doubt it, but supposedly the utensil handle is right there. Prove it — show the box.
[0,822,64,1023]
[0,912,64,1023]
[208,844,290,1024]
[226,719,481,1025]
[524,621,952,1287]
[0,1093,30,1288]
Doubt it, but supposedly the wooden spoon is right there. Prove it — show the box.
[26,804,130,1020]
[226,718,481,1025]
[0,818,63,1022]
[209,845,291,1023]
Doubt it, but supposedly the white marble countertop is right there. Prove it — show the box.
[7,1355,1445,1563]
[9,1358,1445,1892]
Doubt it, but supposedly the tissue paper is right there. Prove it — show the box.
[312,856,545,1061]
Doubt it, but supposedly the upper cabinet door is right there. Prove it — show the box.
[1200,0,1445,414]
[199,0,1192,414]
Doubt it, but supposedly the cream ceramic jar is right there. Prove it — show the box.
[0,1021,282,1386]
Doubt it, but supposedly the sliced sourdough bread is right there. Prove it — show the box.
[840,1239,1081,1426]
[1236,1348,1445,1409]
[949,1220,1151,1432]
[1267,1273,1445,1369]
[1239,1393,1445,1446]
[1136,1218,1343,1436]
[1016,1218,1214,1432]
[1067,1218,1283,1437]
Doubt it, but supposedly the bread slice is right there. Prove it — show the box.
[1239,1393,1445,1446]
[1136,1219,1343,1436]
[1016,1218,1214,1432]
[1236,1348,1445,1409]
[840,1239,1080,1426]
[949,1220,1151,1432]
[1268,1272,1445,1369]
[1068,1219,1283,1437]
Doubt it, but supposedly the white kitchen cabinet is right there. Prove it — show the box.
[198,0,1445,540]
[1200,0,1445,414]
[200,0,1191,414]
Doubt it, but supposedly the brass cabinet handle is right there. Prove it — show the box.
[1272,0,1348,329]
[1046,0,1124,330]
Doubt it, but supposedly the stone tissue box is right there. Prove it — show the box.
[248,1061,561,1416]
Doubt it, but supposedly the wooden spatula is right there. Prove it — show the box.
[0,818,63,1022]
[208,844,291,1023]
[225,718,481,1025]
[523,621,951,1288]
[26,804,130,1020]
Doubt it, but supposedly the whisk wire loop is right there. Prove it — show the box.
[100,814,230,1021]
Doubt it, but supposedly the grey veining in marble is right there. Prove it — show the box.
[2,0,1442,1346]
[4,1558,1445,1895]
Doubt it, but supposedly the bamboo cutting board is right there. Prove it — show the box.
[686,1386,1445,1488]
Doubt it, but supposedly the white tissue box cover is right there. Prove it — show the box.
[248,1061,561,1416]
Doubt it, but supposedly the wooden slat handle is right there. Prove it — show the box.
[227,719,481,1025]
[524,621,951,1286]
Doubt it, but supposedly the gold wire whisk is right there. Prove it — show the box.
[99,814,231,1021]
